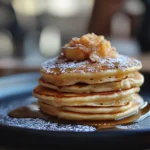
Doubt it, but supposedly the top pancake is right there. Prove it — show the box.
[41,54,142,86]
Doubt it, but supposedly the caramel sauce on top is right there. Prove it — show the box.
[41,55,142,75]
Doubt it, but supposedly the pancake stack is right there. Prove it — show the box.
[33,33,144,121]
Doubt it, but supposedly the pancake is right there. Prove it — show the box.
[33,86,140,107]
[41,54,142,86]
[39,100,133,114]
[39,95,134,107]
[39,72,144,93]
[60,102,133,114]
[33,33,145,123]
[39,94,144,121]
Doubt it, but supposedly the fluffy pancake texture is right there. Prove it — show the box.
[39,94,144,121]
[39,72,144,93]
[33,86,139,107]
[33,33,145,122]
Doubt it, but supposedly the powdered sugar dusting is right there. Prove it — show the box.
[41,55,141,75]
[0,96,150,132]
[0,96,95,132]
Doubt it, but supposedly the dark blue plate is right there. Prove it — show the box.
[0,72,150,149]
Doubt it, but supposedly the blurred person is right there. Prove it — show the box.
[88,0,124,36]
[88,0,150,52]
[137,0,150,52]
[0,0,24,57]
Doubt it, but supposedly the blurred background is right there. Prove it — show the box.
[0,0,150,76]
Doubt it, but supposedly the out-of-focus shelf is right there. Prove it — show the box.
[0,57,39,76]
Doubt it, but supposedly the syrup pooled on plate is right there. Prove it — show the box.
[8,102,150,130]
[8,103,46,119]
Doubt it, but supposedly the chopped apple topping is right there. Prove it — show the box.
[62,33,118,62]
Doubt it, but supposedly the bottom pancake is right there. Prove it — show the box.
[39,94,144,121]
[60,103,132,114]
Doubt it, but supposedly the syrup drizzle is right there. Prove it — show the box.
[42,55,141,75]
[8,102,150,130]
